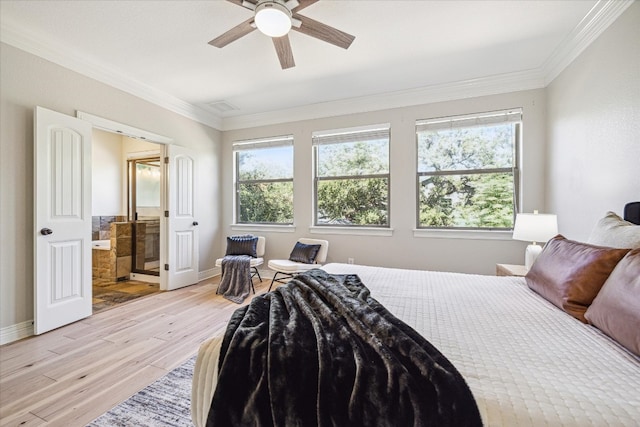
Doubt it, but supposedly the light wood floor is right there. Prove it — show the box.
[0,276,272,427]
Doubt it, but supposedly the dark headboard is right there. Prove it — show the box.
[624,202,640,225]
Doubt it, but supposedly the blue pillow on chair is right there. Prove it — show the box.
[226,235,258,258]
[289,242,321,264]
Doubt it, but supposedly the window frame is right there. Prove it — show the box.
[233,135,294,225]
[415,109,522,231]
[312,124,391,228]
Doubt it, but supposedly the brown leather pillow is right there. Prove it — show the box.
[585,249,640,356]
[525,235,630,323]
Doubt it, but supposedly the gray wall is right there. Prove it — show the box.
[546,2,640,241]
[0,43,223,331]
[222,89,547,275]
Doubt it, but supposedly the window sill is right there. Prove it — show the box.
[231,224,296,233]
[413,229,513,241]
[309,226,393,237]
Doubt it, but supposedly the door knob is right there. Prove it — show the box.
[40,228,53,235]
[192,221,199,226]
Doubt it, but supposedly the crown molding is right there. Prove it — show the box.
[221,69,545,130]
[542,0,634,85]
[0,23,223,130]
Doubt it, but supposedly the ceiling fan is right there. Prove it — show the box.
[209,0,355,69]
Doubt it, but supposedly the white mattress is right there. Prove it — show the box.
[321,263,640,427]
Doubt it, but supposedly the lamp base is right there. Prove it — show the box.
[524,244,542,270]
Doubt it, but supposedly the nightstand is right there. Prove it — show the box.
[496,263,528,277]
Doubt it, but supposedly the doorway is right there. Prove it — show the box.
[34,107,200,334]
[91,130,162,313]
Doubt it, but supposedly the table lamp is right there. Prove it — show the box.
[512,211,558,269]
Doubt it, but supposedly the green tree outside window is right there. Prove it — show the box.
[417,112,520,229]
[314,127,390,226]
[235,141,293,224]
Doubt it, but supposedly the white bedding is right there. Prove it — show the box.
[193,264,640,426]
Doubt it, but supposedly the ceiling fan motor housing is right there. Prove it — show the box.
[254,0,292,37]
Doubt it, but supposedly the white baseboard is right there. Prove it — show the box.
[198,267,219,281]
[1,320,34,345]
[129,272,160,283]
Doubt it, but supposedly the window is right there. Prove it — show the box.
[416,109,521,229]
[234,136,294,224]
[313,124,390,227]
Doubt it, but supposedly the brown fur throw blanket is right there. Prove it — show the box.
[207,269,482,426]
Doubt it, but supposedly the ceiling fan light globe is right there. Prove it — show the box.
[255,1,292,37]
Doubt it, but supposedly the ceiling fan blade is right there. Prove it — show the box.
[291,0,318,13]
[239,0,258,10]
[272,35,295,69]
[226,0,256,9]
[209,17,256,48]
[292,14,355,49]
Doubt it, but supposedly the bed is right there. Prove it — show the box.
[192,206,640,426]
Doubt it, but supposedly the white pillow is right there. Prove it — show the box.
[587,211,640,249]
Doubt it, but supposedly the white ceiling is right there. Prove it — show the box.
[0,1,630,130]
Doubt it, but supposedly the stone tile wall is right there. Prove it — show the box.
[112,222,132,280]
[92,248,112,280]
[91,218,132,281]
[92,215,126,241]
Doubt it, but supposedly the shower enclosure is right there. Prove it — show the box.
[128,157,161,276]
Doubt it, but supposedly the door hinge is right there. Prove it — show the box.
[164,210,169,217]
[164,156,169,164]
[164,264,169,271]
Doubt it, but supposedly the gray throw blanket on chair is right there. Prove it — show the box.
[217,255,251,304]
[207,269,482,426]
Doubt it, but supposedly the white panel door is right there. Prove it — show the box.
[166,145,199,290]
[34,106,92,334]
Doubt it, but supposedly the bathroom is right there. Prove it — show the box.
[91,128,162,312]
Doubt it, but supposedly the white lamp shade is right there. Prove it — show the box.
[255,1,292,37]
[512,213,558,244]
[513,212,558,270]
